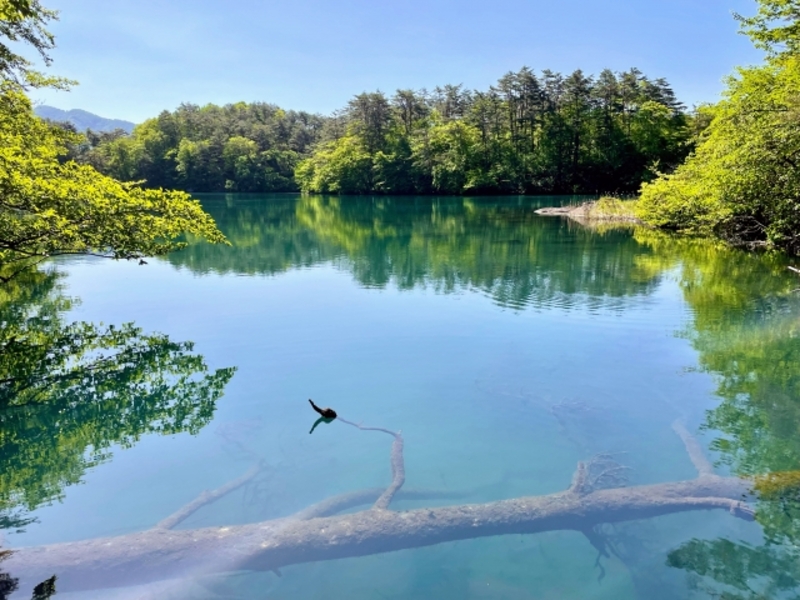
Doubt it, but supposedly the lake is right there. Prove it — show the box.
[3,194,800,599]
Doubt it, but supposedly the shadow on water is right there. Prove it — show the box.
[309,416,335,435]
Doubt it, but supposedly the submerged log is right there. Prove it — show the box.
[5,420,753,595]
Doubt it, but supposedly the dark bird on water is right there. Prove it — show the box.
[308,399,337,419]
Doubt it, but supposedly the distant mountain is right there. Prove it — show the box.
[34,105,135,133]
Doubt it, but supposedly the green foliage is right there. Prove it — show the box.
[81,102,325,193]
[424,118,481,193]
[0,0,55,85]
[736,0,800,56]
[295,134,373,194]
[0,267,236,529]
[638,0,800,254]
[0,84,228,271]
[297,68,690,196]
[637,55,800,252]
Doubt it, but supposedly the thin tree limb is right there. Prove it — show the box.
[374,434,405,510]
[155,464,264,530]
[338,417,405,510]
[671,420,715,477]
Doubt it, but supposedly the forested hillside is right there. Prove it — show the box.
[298,68,690,195]
[78,103,326,193]
[81,67,691,195]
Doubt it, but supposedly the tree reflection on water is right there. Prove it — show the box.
[0,267,236,532]
[631,233,800,598]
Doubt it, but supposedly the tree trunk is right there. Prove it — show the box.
[5,421,753,596]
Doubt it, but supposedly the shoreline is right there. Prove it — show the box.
[535,199,644,225]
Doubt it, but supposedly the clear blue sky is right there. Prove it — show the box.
[33,0,764,123]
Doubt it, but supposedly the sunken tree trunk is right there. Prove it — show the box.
[6,421,753,595]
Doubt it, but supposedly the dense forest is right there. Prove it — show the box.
[72,103,325,193]
[73,68,691,196]
[19,0,800,254]
[297,70,690,195]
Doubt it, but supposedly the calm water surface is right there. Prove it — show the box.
[3,194,800,599]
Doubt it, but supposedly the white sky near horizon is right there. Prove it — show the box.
[32,0,764,123]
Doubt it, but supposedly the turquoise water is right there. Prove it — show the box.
[3,194,800,599]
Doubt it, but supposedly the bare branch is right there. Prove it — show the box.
[338,417,405,510]
[156,464,263,530]
[374,434,405,510]
[569,461,589,495]
[6,474,753,594]
[672,420,715,477]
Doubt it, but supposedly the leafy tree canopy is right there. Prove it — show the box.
[0,0,228,274]
[637,0,800,254]
[0,0,55,85]
[75,102,325,194]
[637,55,800,253]
[0,84,228,275]
[296,69,690,196]
[76,68,691,197]
[736,0,800,56]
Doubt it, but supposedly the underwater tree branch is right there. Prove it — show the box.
[338,417,405,510]
[672,420,715,477]
[3,421,757,595]
[155,464,265,531]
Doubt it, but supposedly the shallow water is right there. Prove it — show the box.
[3,194,800,599]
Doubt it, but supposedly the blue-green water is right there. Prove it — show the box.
[3,194,800,599]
